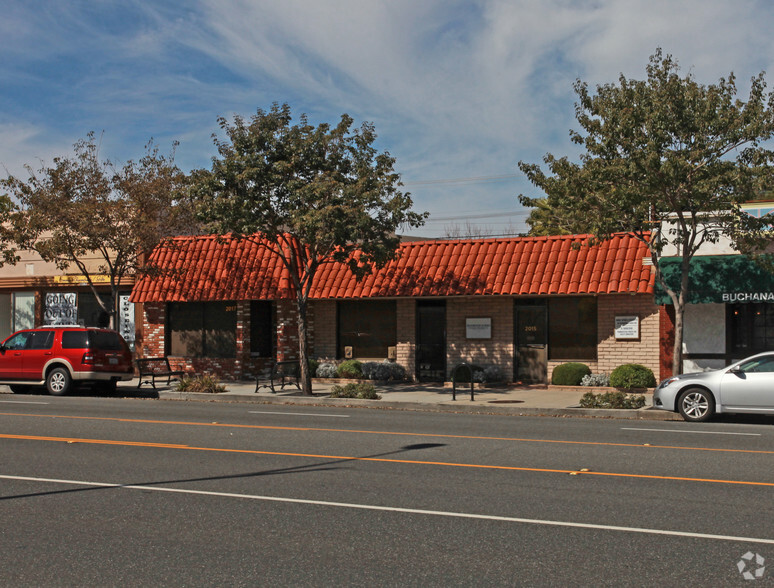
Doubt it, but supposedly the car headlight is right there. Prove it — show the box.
[657,376,681,389]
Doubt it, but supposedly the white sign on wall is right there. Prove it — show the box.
[466,317,492,339]
[615,315,640,340]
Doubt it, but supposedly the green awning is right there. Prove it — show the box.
[655,255,774,305]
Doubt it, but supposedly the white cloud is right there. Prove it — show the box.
[4,0,774,236]
[0,124,73,179]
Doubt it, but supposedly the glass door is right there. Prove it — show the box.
[515,302,547,384]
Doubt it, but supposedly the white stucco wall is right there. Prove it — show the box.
[682,303,726,372]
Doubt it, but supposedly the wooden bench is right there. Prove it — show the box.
[255,360,301,393]
[136,357,186,389]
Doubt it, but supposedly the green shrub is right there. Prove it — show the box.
[579,391,646,409]
[336,360,363,379]
[361,361,407,381]
[308,358,319,377]
[551,363,591,386]
[609,364,656,389]
[175,374,227,394]
[329,382,381,399]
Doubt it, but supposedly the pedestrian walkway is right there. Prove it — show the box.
[145,379,680,420]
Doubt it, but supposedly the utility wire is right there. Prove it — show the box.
[404,173,521,186]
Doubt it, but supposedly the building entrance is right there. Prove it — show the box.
[515,301,547,384]
[416,300,446,382]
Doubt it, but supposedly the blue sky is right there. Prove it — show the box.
[3,1,774,238]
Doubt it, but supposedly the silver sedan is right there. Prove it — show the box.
[653,352,774,421]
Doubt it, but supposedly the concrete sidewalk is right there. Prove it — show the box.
[145,379,681,420]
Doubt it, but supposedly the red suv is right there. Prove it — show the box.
[0,326,134,395]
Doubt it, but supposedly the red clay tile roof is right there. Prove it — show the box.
[131,233,654,302]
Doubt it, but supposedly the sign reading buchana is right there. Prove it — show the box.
[615,315,640,340]
[466,317,492,339]
[722,292,774,303]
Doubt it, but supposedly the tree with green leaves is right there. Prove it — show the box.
[0,194,20,267]
[191,103,427,394]
[1,133,194,328]
[519,50,774,375]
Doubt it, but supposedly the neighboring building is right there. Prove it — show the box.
[0,247,136,348]
[656,201,774,375]
[131,233,660,383]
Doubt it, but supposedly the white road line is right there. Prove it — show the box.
[248,411,349,418]
[621,427,761,436]
[0,401,49,405]
[2,473,773,546]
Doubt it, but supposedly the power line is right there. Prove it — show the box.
[404,173,521,186]
[424,210,530,222]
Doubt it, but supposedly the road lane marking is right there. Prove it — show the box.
[0,401,49,405]
[2,411,774,456]
[4,433,774,488]
[622,427,761,436]
[248,411,350,418]
[2,473,774,546]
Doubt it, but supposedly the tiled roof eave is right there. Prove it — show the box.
[132,232,655,303]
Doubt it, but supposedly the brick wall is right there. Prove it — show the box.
[138,300,298,381]
[446,298,514,380]
[659,305,675,381]
[138,294,662,384]
[581,293,660,381]
[311,300,337,359]
[396,299,416,380]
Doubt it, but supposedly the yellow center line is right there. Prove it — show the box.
[3,432,774,488]
[0,411,771,455]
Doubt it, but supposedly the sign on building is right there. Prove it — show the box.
[119,294,135,348]
[615,315,640,340]
[466,317,492,339]
[44,293,77,325]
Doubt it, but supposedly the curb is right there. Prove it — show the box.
[157,391,681,420]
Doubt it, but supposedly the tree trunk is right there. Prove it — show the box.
[296,295,313,395]
[672,300,684,376]
[671,255,691,376]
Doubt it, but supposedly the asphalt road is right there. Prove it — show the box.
[2,395,774,586]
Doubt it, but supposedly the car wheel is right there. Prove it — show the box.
[677,387,715,422]
[46,367,72,396]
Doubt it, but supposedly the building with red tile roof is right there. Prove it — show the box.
[132,232,660,384]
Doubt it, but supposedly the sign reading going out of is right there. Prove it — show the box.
[44,292,77,325]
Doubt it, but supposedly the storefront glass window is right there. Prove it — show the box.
[730,303,774,354]
[548,297,597,360]
[168,302,236,358]
[337,300,397,358]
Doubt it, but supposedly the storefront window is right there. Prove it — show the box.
[168,302,237,357]
[729,303,774,354]
[548,297,597,360]
[250,301,274,357]
[337,300,397,358]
